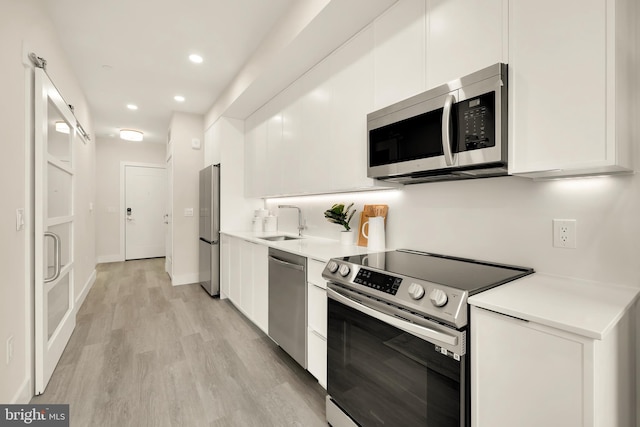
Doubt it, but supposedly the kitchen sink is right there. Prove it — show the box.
[258,235,302,241]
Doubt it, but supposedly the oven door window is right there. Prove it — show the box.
[328,298,464,427]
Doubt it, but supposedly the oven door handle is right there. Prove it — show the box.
[327,288,458,346]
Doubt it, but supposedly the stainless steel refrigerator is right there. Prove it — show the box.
[199,164,220,296]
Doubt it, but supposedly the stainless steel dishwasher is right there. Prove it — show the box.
[268,248,307,368]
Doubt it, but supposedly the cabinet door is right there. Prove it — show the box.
[300,58,332,194]
[239,240,255,318]
[373,0,426,109]
[471,307,588,427]
[252,243,269,333]
[307,283,327,338]
[508,0,607,174]
[220,234,230,299]
[280,80,303,196]
[228,237,242,304]
[328,25,375,191]
[307,259,327,289]
[307,328,327,389]
[426,0,505,89]
[266,100,284,197]
[244,116,267,198]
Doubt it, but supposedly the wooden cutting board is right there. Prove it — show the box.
[357,204,388,246]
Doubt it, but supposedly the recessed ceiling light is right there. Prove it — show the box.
[126,104,138,110]
[189,54,203,64]
[55,121,70,134]
[174,95,185,102]
[120,129,144,142]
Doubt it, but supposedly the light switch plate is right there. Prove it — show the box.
[191,138,201,149]
[184,208,194,217]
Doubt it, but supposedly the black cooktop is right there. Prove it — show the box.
[338,249,533,295]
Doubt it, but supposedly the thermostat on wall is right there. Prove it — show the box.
[191,138,201,149]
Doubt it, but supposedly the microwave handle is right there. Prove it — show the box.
[442,94,455,166]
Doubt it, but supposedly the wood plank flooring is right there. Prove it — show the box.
[31,258,327,426]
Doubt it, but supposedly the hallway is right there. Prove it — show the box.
[31,259,326,426]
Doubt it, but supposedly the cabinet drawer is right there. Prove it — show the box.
[307,328,327,389]
[308,283,327,337]
[308,258,327,289]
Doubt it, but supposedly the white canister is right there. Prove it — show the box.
[264,216,278,232]
[252,217,264,232]
[362,216,386,250]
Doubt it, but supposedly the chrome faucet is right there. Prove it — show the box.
[278,205,305,236]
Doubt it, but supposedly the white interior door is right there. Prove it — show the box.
[34,68,77,394]
[165,156,173,277]
[125,165,166,260]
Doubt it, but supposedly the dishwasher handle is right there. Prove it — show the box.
[269,255,305,272]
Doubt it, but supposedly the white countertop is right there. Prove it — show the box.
[468,273,640,340]
[221,230,383,262]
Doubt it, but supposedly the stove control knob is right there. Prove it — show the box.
[338,264,351,277]
[407,283,425,300]
[327,260,339,273]
[429,289,448,307]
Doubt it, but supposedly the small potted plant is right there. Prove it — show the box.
[324,203,356,245]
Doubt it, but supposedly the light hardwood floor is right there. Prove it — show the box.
[31,258,327,426]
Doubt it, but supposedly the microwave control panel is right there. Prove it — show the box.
[457,92,495,152]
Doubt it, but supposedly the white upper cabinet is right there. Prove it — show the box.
[328,26,375,192]
[508,0,635,177]
[244,113,267,198]
[373,0,426,109]
[426,0,506,90]
[281,80,303,196]
[299,57,332,195]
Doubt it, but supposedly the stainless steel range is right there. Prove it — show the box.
[322,249,533,427]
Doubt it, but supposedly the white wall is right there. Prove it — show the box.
[169,112,204,285]
[0,0,96,403]
[95,139,166,262]
[204,117,262,232]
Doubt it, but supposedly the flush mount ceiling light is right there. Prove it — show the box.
[120,129,144,142]
[126,104,138,110]
[188,54,203,64]
[174,95,185,102]
[55,121,70,134]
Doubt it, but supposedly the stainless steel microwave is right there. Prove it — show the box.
[367,63,508,184]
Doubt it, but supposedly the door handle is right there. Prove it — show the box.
[44,231,61,283]
[327,288,458,346]
[442,94,456,167]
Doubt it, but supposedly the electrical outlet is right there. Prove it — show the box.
[553,219,577,248]
[6,336,14,365]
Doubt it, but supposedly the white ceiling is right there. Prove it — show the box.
[40,0,297,143]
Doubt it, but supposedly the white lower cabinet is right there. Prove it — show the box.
[224,236,269,334]
[471,306,636,427]
[307,328,327,389]
[252,243,269,333]
[307,258,328,388]
[220,234,230,299]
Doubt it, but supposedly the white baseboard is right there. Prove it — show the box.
[11,377,31,404]
[75,269,96,308]
[171,272,200,286]
[96,254,123,264]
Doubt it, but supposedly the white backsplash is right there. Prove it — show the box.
[266,173,640,288]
